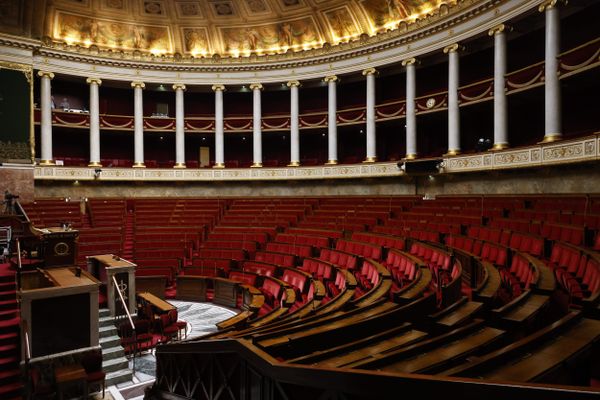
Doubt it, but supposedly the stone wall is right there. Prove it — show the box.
[33,163,600,199]
[1,164,35,203]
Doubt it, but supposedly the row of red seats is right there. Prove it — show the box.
[335,239,382,261]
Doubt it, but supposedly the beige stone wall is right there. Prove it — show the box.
[1,164,35,203]
[33,163,600,199]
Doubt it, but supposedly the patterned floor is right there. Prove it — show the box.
[108,301,238,400]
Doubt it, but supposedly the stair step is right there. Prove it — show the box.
[0,282,15,291]
[99,325,117,337]
[99,308,111,318]
[100,335,121,349]
[99,316,115,328]
[0,317,19,334]
[0,309,18,321]
[102,356,128,373]
[102,346,125,360]
[0,355,19,371]
[105,368,133,387]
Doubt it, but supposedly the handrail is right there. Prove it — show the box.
[16,238,22,291]
[112,275,136,372]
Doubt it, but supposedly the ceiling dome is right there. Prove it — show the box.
[36,0,447,58]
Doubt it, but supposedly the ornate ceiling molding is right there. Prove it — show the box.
[0,0,547,84]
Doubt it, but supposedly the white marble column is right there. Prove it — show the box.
[38,71,55,165]
[250,83,263,167]
[86,78,102,167]
[212,84,226,168]
[287,80,301,167]
[131,81,146,167]
[444,43,461,155]
[489,25,509,150]
[402,58,418,159]
[363,68,378,162]
[540,0,562,142]
[324,75,338,164]
[173,84,187,168]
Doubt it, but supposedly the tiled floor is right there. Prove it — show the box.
[107,301,238,400]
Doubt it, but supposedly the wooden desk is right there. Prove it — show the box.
[55,364,86,400]
[138,292,176,313]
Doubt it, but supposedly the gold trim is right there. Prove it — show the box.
[250,162,263,168]
[37,71,55,79]
[444,149,461,156]
[488,24,508,36]
[86,77,102,86]
[132,162,146,168]
[287,161,300,167]
[173,163,187,168]
[539,0,565,12]
[490,143,509,151]
[286,80,301,88]
[88,162,102,167]
[363,156,377,163]
[539,133,562,143]
[443,43,460,54]
[211,84,225,92]
[404,153,418,160]
[39,159,56,165]
[362,67,377,76]
[323,75,339,83]
[249,83,263,91]
[401,58,417,66]
[131,81,146,89]
[213,163,225,168]
[325,159,338,165]
[173,83,186,91]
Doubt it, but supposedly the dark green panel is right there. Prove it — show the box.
[0,67,31,161]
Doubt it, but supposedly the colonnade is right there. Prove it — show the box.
[36,0,562,167]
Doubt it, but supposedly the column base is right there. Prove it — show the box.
[404,153,418,160]
[250,163,263,168]
[39,159,55,166]
[213,163,225,169]
[173,163,186,169]
[362,156,377,163]
[325,160,338,165]
[287,161,300,167]
[489,143,509,151]
[444,149,461,156]
[88,162,102,167]
[539,133,562,144]
[132,162,146,168]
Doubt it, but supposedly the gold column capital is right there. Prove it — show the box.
[37,71,54,79]
[323,75,339,83]
[249,83,263,91]
[539,0,566,12]
[131,81,145,89]
[443,43,462,54]
[362,67,378,76]
[86,77,102,86]
[488,24,511,36]
[211,84,226,92]
[286,80,301,88]
[172,83,186,91]
[401,58,417,67]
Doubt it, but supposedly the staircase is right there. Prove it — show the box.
[0,264,22,400]
[98,308,133,387]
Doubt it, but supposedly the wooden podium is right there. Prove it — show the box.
[87,254,136,318]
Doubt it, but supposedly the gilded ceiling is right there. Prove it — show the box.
[39,0,448,57]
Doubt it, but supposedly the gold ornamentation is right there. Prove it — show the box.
[445,149,461,156]
[443,43,460,53]
[490,142,509,151]
[286,80,301,88]
[325,159,338,165]
[173,162,186,168]
[54,242,70,256]
[540,133,562,143]
[132,162,146,168]
[37,71,55,79]
[401,58,417,66]
[250,162,263,167]
[39,159,56,165]
[213,163,225,168]
[323,75,339,83]
[249,83,263,91]
[172,83,186,91]
[88,162,102,167]
[404,153,418,160]
[362,67,377,76]
[363,156,377,163]
[211,84,225,92]
[287,161,300,167]
[131,81,146,89]
[426,98,436,108]
[488,24,508,36]
[86,77,103,85]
